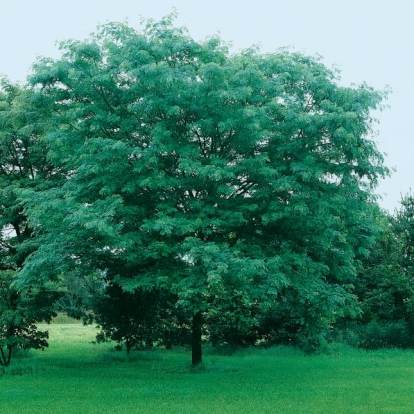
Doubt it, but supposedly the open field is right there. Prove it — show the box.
[2,324,414,413]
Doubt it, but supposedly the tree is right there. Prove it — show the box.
[0,81,61,365]
[351,195,414,349]
[0,270,58,366]
[20,15,388,364]
[394,191,414,277]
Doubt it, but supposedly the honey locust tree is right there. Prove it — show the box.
[0,81,61,366]
[20,16,388,364]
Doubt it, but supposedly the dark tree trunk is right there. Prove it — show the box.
[126,338,131,355]
[192,311,202,366]
[6,345,11,366]
[0,346,12,367]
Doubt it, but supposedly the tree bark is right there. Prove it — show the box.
[0,346,12,367]
[192,311,202,366]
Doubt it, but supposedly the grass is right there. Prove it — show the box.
[2,324,414,413]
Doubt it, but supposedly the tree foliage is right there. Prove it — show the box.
[93,283,191,353]
[0,80,58,270]
[0,81,63,366]
[0,270,58,366]
[19,16,388,363]
[349,195,414,349]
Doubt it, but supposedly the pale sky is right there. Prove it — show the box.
[1,0,412,212]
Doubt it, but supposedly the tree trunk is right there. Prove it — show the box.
[0,346,12,367]
[192,311,202,366]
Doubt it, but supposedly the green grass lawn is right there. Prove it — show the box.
[2,324,414,413]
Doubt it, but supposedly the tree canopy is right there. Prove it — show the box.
[17,16,388,363]
[0,81,62,366]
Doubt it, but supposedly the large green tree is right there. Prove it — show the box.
[0,81,61,365]
[20,16,388,364]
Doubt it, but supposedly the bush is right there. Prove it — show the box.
[358,321,414,349]
[330,321,414,350]
[93,283,191,353]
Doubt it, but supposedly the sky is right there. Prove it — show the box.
[0,0,412,212]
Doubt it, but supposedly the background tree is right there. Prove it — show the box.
[0,270,58,366]
[0,80,61,366]
[351,195,414,349]
[394,191,414,277]
[20,16,388,364]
